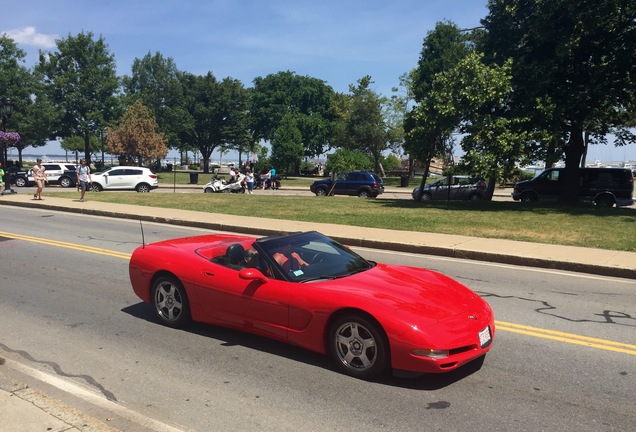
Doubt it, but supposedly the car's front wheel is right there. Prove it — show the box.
[151,275,191,328]
[315,188,327,196]
[15,177,26,187]
[520,191,537,202]
[90,183,103,192]
[204,187,213,193]
[421,193,432,201]
[59,176,73,188]
[328,313,389,380]
[136,183,151,193]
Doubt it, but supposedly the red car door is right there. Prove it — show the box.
[195,263,291,340]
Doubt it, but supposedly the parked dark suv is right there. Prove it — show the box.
[512,167,634,208]
[310,171,384,198]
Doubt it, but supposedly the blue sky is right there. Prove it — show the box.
[3,0,635,162]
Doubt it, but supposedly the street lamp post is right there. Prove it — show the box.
[100,127,107,168]
[1,98,16,195]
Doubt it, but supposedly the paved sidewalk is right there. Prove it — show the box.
[0,191,634,432]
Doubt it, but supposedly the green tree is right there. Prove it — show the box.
[481,0,636,202]
[346,76,389,174]
[60,135,100,161]
[122,52,188,151]
[217,78,254,168]
[0,35,57,166]
[107,100,168,165]
[406,21,472,198]
[180,73,250,173]
[324,148,373,174]
[36,31,120,166]
[251,71,335,174]
[430,52,531,199]
[270,114,304,173]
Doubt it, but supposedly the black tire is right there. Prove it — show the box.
[315,188,327,197]
[468,193,482,201]
[520,191,537,202]
[136,183,151,193]
[358,189,371,198]
[59,176,73,188]
[421,193,432,201]
[204,187,213,193]
[15,177,26,187]
[595,195,614,208]
[151,275,191,328]
[328,313,389,380]
[90,183,103,192]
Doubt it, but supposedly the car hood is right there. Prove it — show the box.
[329,263,480,321]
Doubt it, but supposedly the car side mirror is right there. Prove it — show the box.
[238,268,268,283]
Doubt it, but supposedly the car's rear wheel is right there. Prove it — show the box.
[328,313,389,380]
[468,193,482,201]
[59,176,73,188]
[358,190,371,198]
[151,275,191,328]
[595,195,615,208]
[136,183,151,193]
[15,177,26,187]
[315,188,327,196]
[90,183,103,192]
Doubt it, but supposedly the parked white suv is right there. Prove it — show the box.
[89,166,159,192]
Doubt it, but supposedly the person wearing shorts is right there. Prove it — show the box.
[76,159,92,202]
[33,159,48,200]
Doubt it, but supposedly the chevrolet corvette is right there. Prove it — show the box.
[129,231,495,380]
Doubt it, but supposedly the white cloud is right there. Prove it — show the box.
[4,26,57,48]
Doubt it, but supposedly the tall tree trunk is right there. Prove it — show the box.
[84,132,92,166]
[560,126,585,204]
[413,157,431,202]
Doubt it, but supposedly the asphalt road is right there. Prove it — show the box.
[0,207,634,431]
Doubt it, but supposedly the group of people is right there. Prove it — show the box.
[17,158,92,202]
[227,166,278,194]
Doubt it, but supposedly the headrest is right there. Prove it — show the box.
[226,244,245,264]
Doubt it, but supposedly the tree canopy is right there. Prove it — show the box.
[36,31,120,165]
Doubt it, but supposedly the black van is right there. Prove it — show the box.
[512,167,634,208]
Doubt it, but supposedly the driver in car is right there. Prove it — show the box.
[273,244,309,271]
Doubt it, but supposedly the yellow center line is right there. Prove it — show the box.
[3,230,634,356]
[0,231,132,260]
[495,320,636,355]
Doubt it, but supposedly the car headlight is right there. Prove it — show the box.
[411,349,449,359]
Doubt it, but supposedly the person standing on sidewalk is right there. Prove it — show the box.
[0,162,4,195]
[245,170,254,194]
[33,158,48,200]
[76,159,92,202]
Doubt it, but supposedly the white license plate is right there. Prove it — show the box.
[479,326,491,348]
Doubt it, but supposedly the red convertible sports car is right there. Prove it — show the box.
[129,231,495,380]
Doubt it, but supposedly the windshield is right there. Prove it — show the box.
[255,231,373,282]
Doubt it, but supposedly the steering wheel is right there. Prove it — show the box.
[309,252,328,264]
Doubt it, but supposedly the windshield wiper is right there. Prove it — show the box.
[301,275,341,283]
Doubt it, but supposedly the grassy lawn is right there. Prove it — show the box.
[45,188,636,252]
